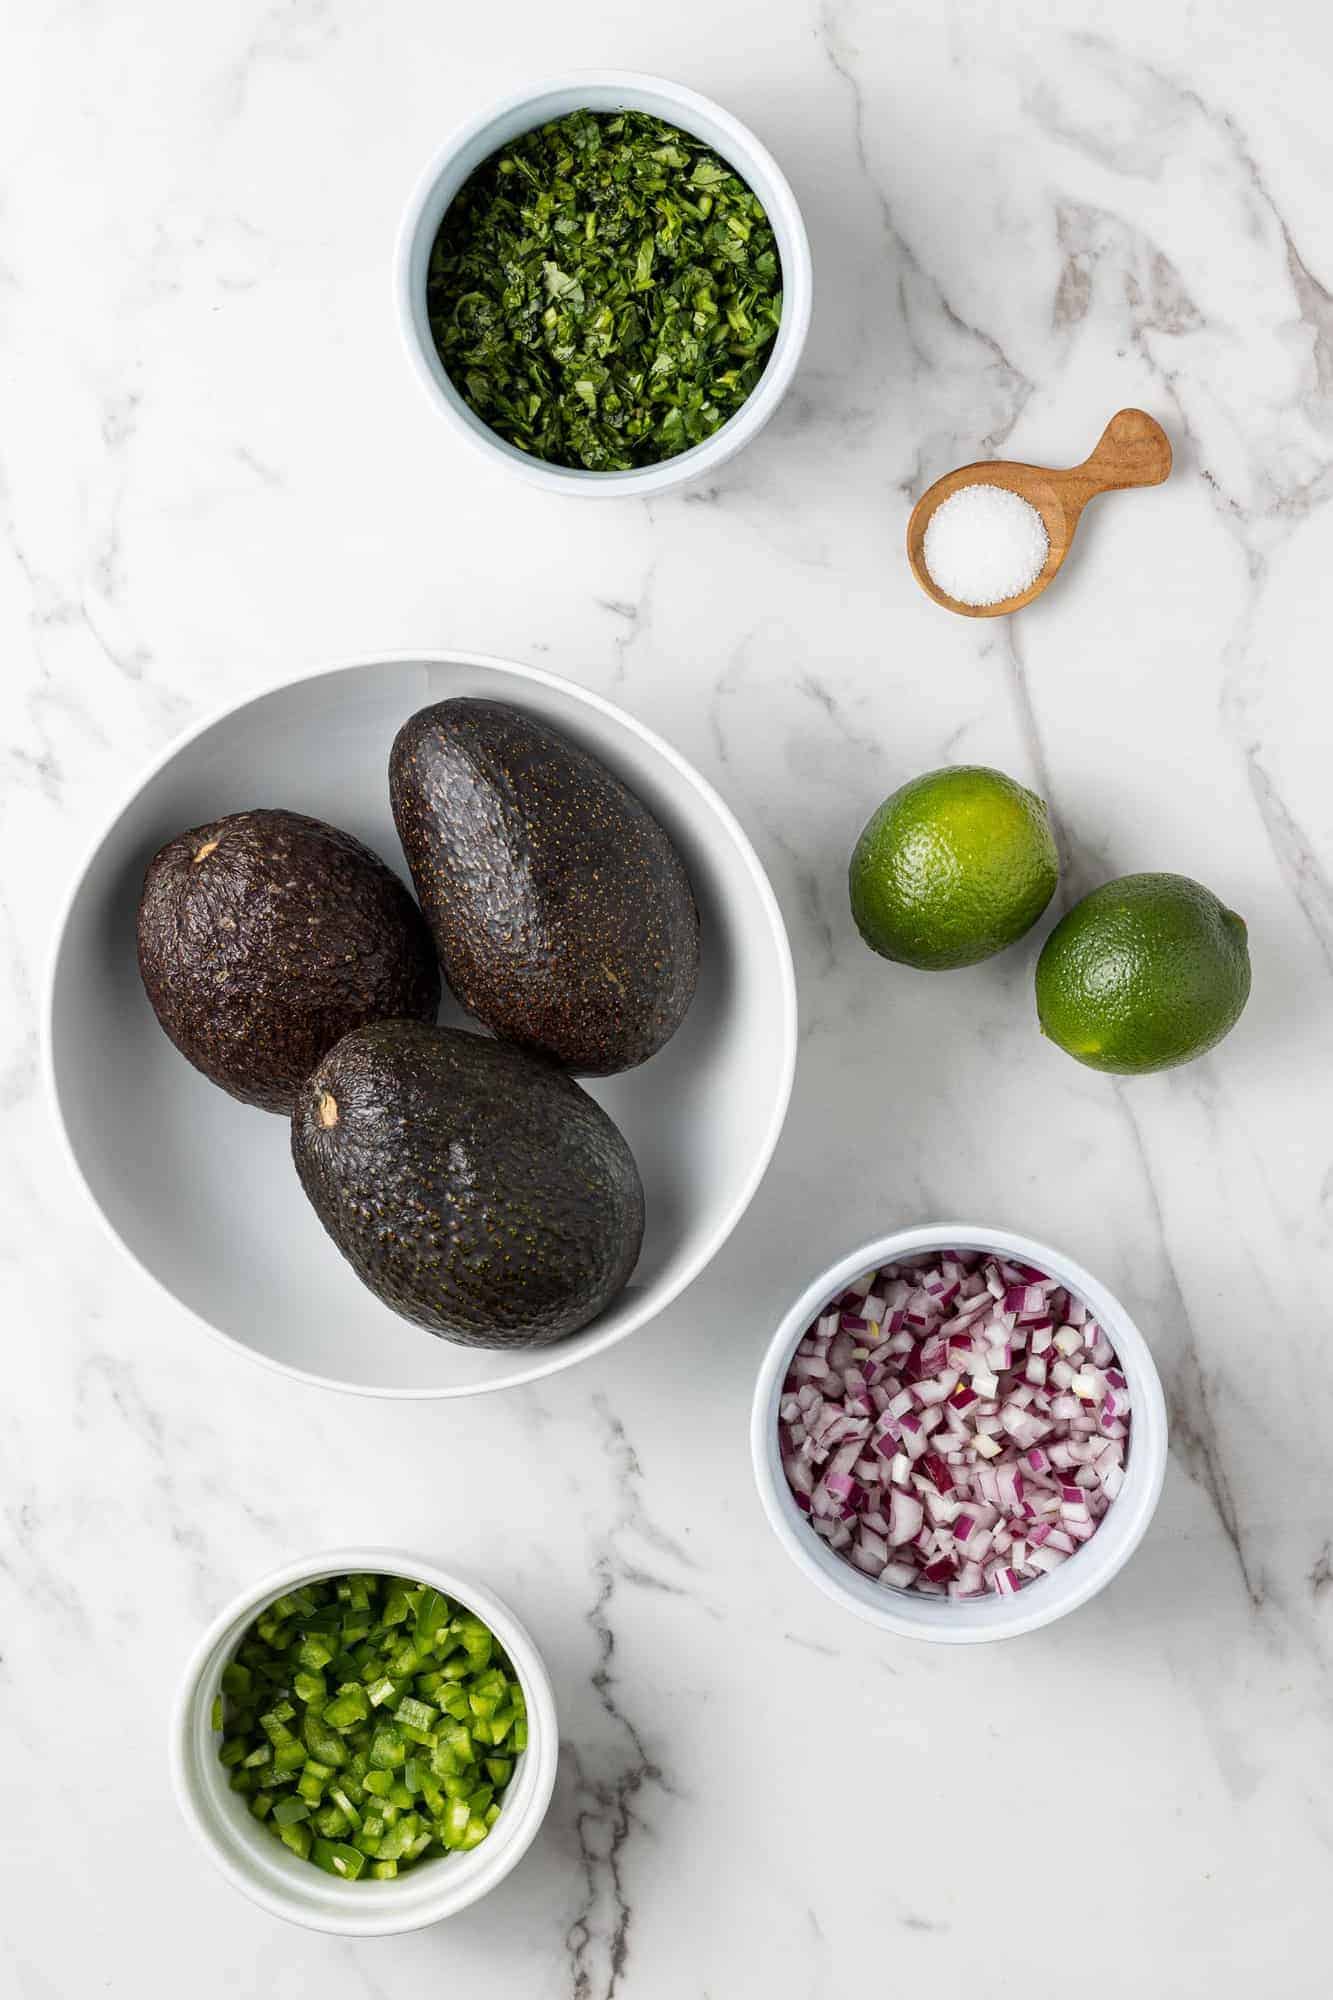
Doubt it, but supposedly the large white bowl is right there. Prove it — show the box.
[46,652,796,1397]
[395,71,813,497]
[170,1549,558,1934]
[751,1224,1168,1643]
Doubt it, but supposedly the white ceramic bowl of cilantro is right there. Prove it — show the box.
[395,70,813,496]
[751,1224,1168,1644]
[170,1549,559,1935]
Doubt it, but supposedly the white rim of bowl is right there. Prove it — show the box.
[394,70,814,496]
[42,649,798,1400]
[750,1223,1169,1643]
[168,1548,559,1936]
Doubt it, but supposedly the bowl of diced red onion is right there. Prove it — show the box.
[750,1225,1167,1642]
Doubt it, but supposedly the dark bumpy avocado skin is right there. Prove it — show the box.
[291,1021,645,1347]
[137,809,441,1113]
[389,699,700,1075]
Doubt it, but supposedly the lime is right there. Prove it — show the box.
[849,765,1059,970]
[1035,873,1250,1074]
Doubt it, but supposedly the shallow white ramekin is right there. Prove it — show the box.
[751,1224,1168,1644]
[170,1550,558,1934]
[395,71,813,496]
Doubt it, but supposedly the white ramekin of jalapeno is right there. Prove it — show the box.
[170,1550,559,1933]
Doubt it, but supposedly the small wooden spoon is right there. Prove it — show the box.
[906,408,1172,618]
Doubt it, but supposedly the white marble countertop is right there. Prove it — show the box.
[5,2,1332,1993]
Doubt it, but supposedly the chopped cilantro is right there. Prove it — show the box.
[426,109,784,471]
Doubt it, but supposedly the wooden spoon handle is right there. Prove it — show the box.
[1075,408,1172,496]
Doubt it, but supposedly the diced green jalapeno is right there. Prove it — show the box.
[324,1683,370,1731]
[395,1696,438,1733]
[216,1573,523,1880]
[369,1725,405,1772]
[312,1838,365,1880]
[413,1588,449,1647]
[278,1820,313,1861]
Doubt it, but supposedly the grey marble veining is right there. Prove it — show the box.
[3,2,1332,1994]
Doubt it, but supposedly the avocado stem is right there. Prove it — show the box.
[317,1091,339,1130]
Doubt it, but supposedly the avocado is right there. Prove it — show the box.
[291,1020,644,1346]
[389,699,700,1075]
[137,809,440,1113]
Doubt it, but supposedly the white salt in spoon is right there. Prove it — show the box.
[906,409,1172,618]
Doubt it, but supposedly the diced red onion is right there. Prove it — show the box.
[779,1247,1132,1600]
